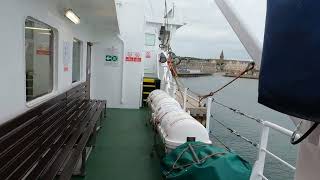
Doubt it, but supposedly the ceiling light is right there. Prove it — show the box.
[25,27,51,31]
[65,9,80,24]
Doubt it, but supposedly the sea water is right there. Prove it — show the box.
[180,75,297,180]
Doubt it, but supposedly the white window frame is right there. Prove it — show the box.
[25,16,58,108]
[145,33,156,46]
[72,38,83,85]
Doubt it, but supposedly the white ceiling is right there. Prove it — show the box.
[57,0,119,33]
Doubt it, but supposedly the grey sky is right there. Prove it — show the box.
[170,0,266,60]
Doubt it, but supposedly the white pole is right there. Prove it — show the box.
[206,97,213,132]
[172,83,177,98]
[250,125,269,180]
[183,88,188,111]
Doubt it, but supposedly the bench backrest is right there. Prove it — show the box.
[0,82,89,180]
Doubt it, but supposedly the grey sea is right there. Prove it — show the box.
[180,75,297,180]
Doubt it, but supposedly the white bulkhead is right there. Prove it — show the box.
[0,0,184,124]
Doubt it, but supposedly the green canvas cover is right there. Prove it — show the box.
[161,142,252,180]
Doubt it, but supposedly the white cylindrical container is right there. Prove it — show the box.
[159,111,211,151]
[148,90,212,152]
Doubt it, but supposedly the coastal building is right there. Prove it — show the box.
[223,59,253,73]
[176,59,216,74]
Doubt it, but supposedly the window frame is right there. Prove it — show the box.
[25,16,58,107]
[72,38,83,84]
[144,33,156,46]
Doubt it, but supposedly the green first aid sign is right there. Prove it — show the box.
[106,55,118,62]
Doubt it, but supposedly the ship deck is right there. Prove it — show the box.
[73,108,162,180]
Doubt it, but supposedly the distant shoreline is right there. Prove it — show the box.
[224,72,259,79]
[177,73,212,77]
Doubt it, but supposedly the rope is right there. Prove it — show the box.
[167,59,255,107]
[164,143,226,177]
[199,62,255,102]
[211,115,259,148]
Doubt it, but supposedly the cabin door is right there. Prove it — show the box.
[86,42,93,99]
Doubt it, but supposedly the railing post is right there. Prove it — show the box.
[172,83,177,98]
[165,81,169,93]
[183,88,188,111]
[206,97,213,132]
[250,125,269,180]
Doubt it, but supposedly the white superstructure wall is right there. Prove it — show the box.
[0,0,120,123]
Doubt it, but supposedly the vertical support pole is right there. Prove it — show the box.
[250,125,269,180]
[165,81,169,93]
[206,97,213,132]
[98,113,102,130]
[92,124,97,148]
[104,103,107,118]
[183,88,188,111]
[80,148,86,176]
[172,83,177,98]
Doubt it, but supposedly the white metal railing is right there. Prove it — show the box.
[163,79,299,180]
[205,97,300,180]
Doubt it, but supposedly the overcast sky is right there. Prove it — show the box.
[169,0,266,60]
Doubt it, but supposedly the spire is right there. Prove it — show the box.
[220,50,224,60]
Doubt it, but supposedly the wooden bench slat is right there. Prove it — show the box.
[58,101,104,180]
[0,102,67,166]
[0,93,66,138]
[0,82,106,180]
[40,101,99,180]
[24,102,94,180]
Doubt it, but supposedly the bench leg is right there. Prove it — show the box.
[95,113,102,130]
[92,123,97,148]
[104,104,107,118]
[80,148,86,176]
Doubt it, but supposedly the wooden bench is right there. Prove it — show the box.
[0,82,106,180]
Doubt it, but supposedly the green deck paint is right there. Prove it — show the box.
[72,108,162,180]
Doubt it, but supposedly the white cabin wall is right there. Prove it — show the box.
[114,0,145,108]
[0,0,96,124]
[143,23,161,77]
[90,32,123,108]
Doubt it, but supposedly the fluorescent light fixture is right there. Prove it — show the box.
[25,27,51,31]
[65,9,80,24]
[38,32,52,35]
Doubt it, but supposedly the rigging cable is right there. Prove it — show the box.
[208,131,232,152]
[211,99,263,124]
[212,98,319,145]
[211,115,259,148]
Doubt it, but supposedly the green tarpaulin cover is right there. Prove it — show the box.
[162,142,252,180]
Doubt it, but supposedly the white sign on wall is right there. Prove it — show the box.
[63,41,72,72]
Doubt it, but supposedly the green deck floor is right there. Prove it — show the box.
[73,108,162,180]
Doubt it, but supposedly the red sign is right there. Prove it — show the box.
[64,66,69,72]
[36,49,50,55]
[126,52,141,62]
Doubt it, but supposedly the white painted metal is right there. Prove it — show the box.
[214,0,264,66]
[263,121,300,138]
[206,97,213,131]
[262,149,296,170]
[249,121,299,180]
[250,126,269,180]
[183,88,188,111]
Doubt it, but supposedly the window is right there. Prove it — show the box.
[145,33,156,46]
[25,17,54,102]
[72,38,82,83]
